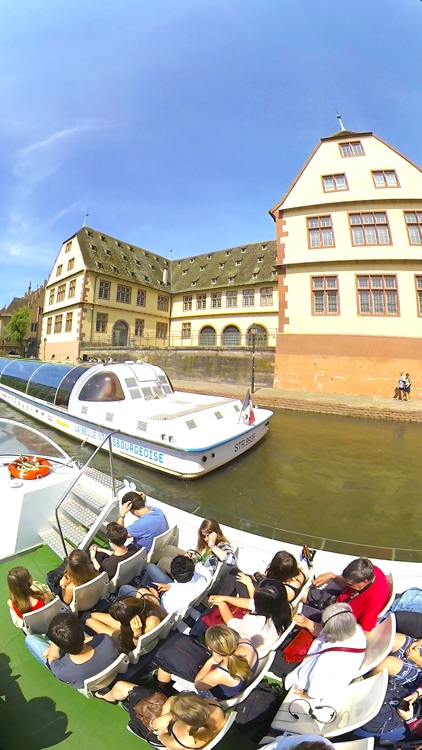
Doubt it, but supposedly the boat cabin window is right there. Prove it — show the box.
[141,384,166,400]
[79,373,125,402]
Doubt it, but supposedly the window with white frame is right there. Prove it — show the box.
[349,212,391,245]
[96,313,108,333]
[405,212,422,244]
[242,289,255,307]
[182,322,191,338]
[65,312,73,332]
[312,276,339,315]
[322,174,348,192]
[260,287,273,306]
[226,290,238,308]
[356,275,398,315]
[116,284,131,304]
[211,292,221,309]
[135,318,144,336]
[307,216,334,248]
[98,280,111,300]
[196,294,206,310]
[372,170,398,188]
[339,141,364,157]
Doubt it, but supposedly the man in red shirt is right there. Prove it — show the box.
[296,557,390,634]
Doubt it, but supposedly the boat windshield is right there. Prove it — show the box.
[0,358,93,408]
[0,418,71,462]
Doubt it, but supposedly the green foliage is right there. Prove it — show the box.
[6,308,30,354]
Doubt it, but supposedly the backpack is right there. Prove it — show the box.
[235,681,285,733]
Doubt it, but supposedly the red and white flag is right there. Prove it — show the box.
[240,389,255,425]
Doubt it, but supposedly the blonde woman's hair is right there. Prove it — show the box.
[171,693,217,744]
[205,625,253,682]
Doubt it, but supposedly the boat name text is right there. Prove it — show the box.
[234,433,256,452]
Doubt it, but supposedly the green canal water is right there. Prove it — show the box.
[1,401,421,560]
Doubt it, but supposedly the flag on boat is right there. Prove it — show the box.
[240,389,255,425]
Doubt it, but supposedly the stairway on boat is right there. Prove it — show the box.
[39,467,124,559]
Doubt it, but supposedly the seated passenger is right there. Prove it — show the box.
[89,522,137,579]
[142,518,236,588]
[194,578,291,653]
[370,632,422,690]
[155,625,258,700]
[95,686,226,750]
[285,603,366,709]
[7,566,52,627]
[216,550,307,603]
[25,612,119,689]
[85,595,166,653]
[118,555,209,616]
[57,549,99,606]
[118,490,169,552]
[299,557,389,633]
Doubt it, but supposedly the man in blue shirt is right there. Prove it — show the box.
[117,490,168,552]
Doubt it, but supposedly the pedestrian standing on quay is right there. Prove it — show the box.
[396,371,406,400]
[403,373,412,402]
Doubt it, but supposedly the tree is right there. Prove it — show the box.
[6,308,29,356]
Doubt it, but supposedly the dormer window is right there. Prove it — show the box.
[257,257,263,263]
[111,266,118,273]
[235,260,242,266]
[190,257,196,263]
[121,254,128,262]
[177,261,181,266]
[219,262,225,268]
[261,244,267,250]
[225,250,231,256]
[90,244,97,251]
[105,249,111,256]
[130,272,137,279]
[241,247,247,253]
[207,254,212,259]
[200,266,205,271]
[211,278,217,284]
[228,276,235,283]
[100,235,106,241]
[129,246,134,252]
[191,280,197,286]
[96,262,104,269]
[116,241,122,247]
[182,269,187,275]
[252,273,258,279]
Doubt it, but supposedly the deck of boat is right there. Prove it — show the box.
[0,545,256,750]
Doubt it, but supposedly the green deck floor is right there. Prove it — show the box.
[0,546,256,750]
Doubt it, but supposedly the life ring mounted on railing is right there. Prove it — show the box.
[8,456,52,481]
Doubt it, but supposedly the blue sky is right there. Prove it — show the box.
[0,0,420,309]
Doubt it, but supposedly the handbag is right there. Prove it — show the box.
[133,691,168,733]
[202,602,249,629]
[283,628,315,663]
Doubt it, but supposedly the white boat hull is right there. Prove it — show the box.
[0,385,270,478]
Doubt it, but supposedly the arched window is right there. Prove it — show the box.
[222,325,240,347]
[246,324,267,347]
[199,326,216,347]
[112,320,128,347]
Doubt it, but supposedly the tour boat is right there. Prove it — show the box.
[2,416,422,750]
[0,358,272,479]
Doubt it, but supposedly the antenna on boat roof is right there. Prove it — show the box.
[83,209,89,227]
[336,110,346,131]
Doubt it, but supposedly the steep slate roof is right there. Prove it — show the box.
[170,240,277,293]
[76,227,170,292]
[321,129,373,142]
[75,228,276,294]
[0,297,26,316]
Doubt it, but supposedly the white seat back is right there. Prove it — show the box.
[377,573,396,621]
[22,597,70,635]
[128,611,175,664]
[70,571,109,613]
[147,525,179,564]
[356,613,396,677]
[271,668,388,738]
[108,547,148,593]
[78,653,129,698]
[332,739,374,750]
[220,652,276,709]
[205,711,237,750]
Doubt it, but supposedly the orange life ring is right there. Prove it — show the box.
[8,456,52,480]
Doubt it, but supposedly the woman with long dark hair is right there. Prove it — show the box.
[86,594,166,653]
[216,549,307,603]
[205,578,292,653]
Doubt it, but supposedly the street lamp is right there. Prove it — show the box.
[250,324,258,394]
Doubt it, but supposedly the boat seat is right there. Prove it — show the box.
[22,597,71,635]
[377,573,396,621]
[78,653,129,698]
[147,525,179,564]
[356,612,396,677]
[108,547,148,593]
[271,668,388,738]
[127,610,176,664]
[70,571,110,614]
